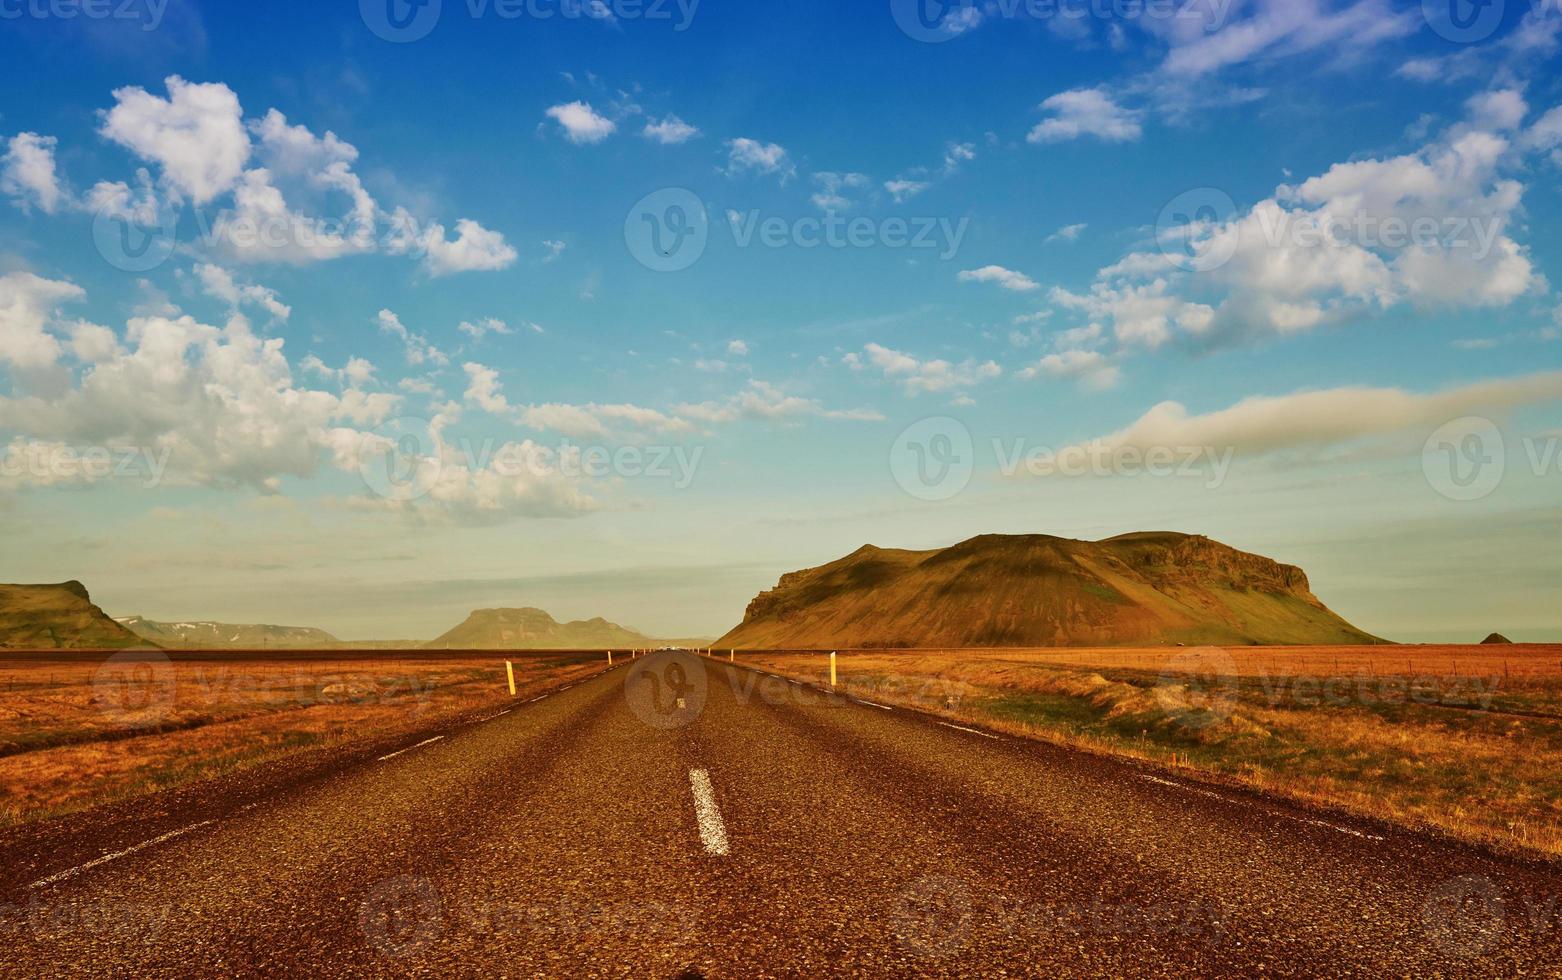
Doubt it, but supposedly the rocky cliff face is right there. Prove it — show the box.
[425,607,653,650]
[117,617,340,649]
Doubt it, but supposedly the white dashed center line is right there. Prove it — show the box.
[939,721,999,739]
[29,820,216,889]
[688,769,730,856]
[377,736,443,762]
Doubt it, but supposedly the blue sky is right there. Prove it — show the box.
[1,0,1560,641]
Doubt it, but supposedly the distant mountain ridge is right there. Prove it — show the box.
[0,582,147,650]
[717,532,1386,649]
[117,617,340,649]
[425,607,654,650]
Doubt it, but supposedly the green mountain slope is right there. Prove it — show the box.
[0,581,149,650]
[717,532,1386,649]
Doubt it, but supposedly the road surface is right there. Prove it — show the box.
[2,653,1559,977]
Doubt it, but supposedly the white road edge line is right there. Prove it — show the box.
[378,735,444,762]
[1139,774,1384,840]
[938,721,999,739]
[29,820,216,889]
[854,699,893,711]
[688,769,731,857]
[1292,816,1384,840]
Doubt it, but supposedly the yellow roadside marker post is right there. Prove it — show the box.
[506,661,516,696]
[608,650,613,666]
[729,649,734,662]
[830,651,837,688]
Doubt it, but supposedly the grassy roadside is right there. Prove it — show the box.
[738,647,1562,862]
[0,652,610,827]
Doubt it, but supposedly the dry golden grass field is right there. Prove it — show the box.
[739,645,1562,861]
[0,650,612,826]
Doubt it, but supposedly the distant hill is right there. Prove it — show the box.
[718,532,1386,649]
[117,617,339,650]
[0,582,148,650]
[425,608,654,650]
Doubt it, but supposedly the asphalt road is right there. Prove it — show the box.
[2,652,1560,977]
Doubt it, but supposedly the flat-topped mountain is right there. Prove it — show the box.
[425,607,653,650]
[718,532,1385,649]
[116,617,340,650]
[0,582,148,650]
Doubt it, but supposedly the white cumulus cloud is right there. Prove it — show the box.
[1028,88,1142,144]
[1,133,66,214]
[545,101,617,145]
[959,265,1040,292]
